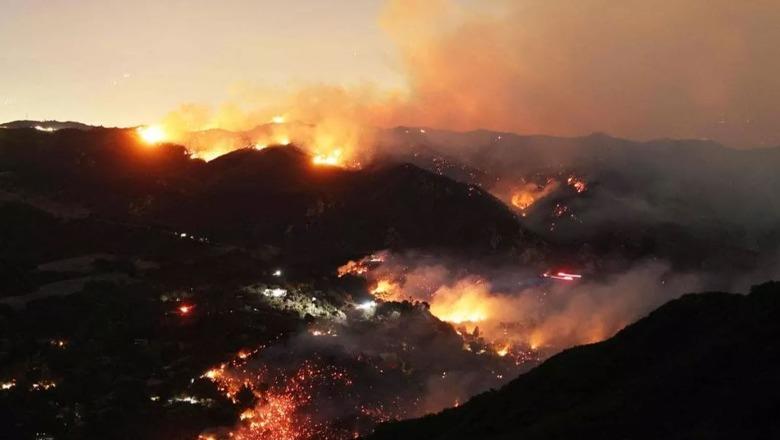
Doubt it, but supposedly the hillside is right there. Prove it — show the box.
[0,127,534,269]
[368,282,780,440]
[0,120,98,131]
[377,128,780,274]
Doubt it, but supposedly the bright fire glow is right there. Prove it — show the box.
[312,149,343,167]
[271,115,286,124]
[137,125,167,144]
[429,280,492,325]
[370,279,400,300]
[511,180,559,211]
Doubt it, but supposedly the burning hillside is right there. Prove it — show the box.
[181,245,715,439]
[3,0,780,439]
[336,251,704,354]
[188,277,533,439]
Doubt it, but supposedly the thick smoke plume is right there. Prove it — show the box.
[160,0,780,156]
[359,252,704,350]
[381,0,780,147]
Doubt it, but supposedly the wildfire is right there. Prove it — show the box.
[136,125,167,144]
[312,149,344,167]
[495,344,511,357]
[567,176,588,193]
[202,350,355,440]
[510,180,559,211]
[337,254,384,278]
[429,279,493,326]
[370,279,400,300]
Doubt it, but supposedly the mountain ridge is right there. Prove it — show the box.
[367,281,780,440]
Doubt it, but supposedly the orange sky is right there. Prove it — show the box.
[2,0,779,147]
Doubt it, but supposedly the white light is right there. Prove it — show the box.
[355,300,377,311]
[262,288,287,298]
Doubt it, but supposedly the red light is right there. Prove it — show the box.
[178,305,193,315]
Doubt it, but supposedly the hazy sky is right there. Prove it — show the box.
[2,0,779,147]
[0,0,400,126]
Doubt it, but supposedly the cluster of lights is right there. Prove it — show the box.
[49,339,68,348]
[30,380,57,391]
[262,288,288,298]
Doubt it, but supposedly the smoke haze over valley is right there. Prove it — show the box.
[1,1,779,439]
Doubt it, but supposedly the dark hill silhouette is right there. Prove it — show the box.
[0,120,98,130]
[368,282,780,440]
[0,128,532,263]
[377,127,780,274]
[154,145,531,260]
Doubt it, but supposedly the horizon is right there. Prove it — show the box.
[2,1,780,149]
[3,118,776,152]
[2,3,780,438]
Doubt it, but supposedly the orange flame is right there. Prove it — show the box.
[510,180,559,211]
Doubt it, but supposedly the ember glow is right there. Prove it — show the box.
[155,106,373,166]
[4,1,779,438]
[136,125,167,144]
[200,349,359,440]
[312,149,344,167]
[370,279,400,300]
[337,252,699,363]
[428,279,492,326]
[567,176,588,193]
[511,180,559,212]
[337,254,385,278]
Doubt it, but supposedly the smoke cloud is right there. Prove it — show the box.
[360,251,705,350]
[157,0,780,162]
[380,0,780,147]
